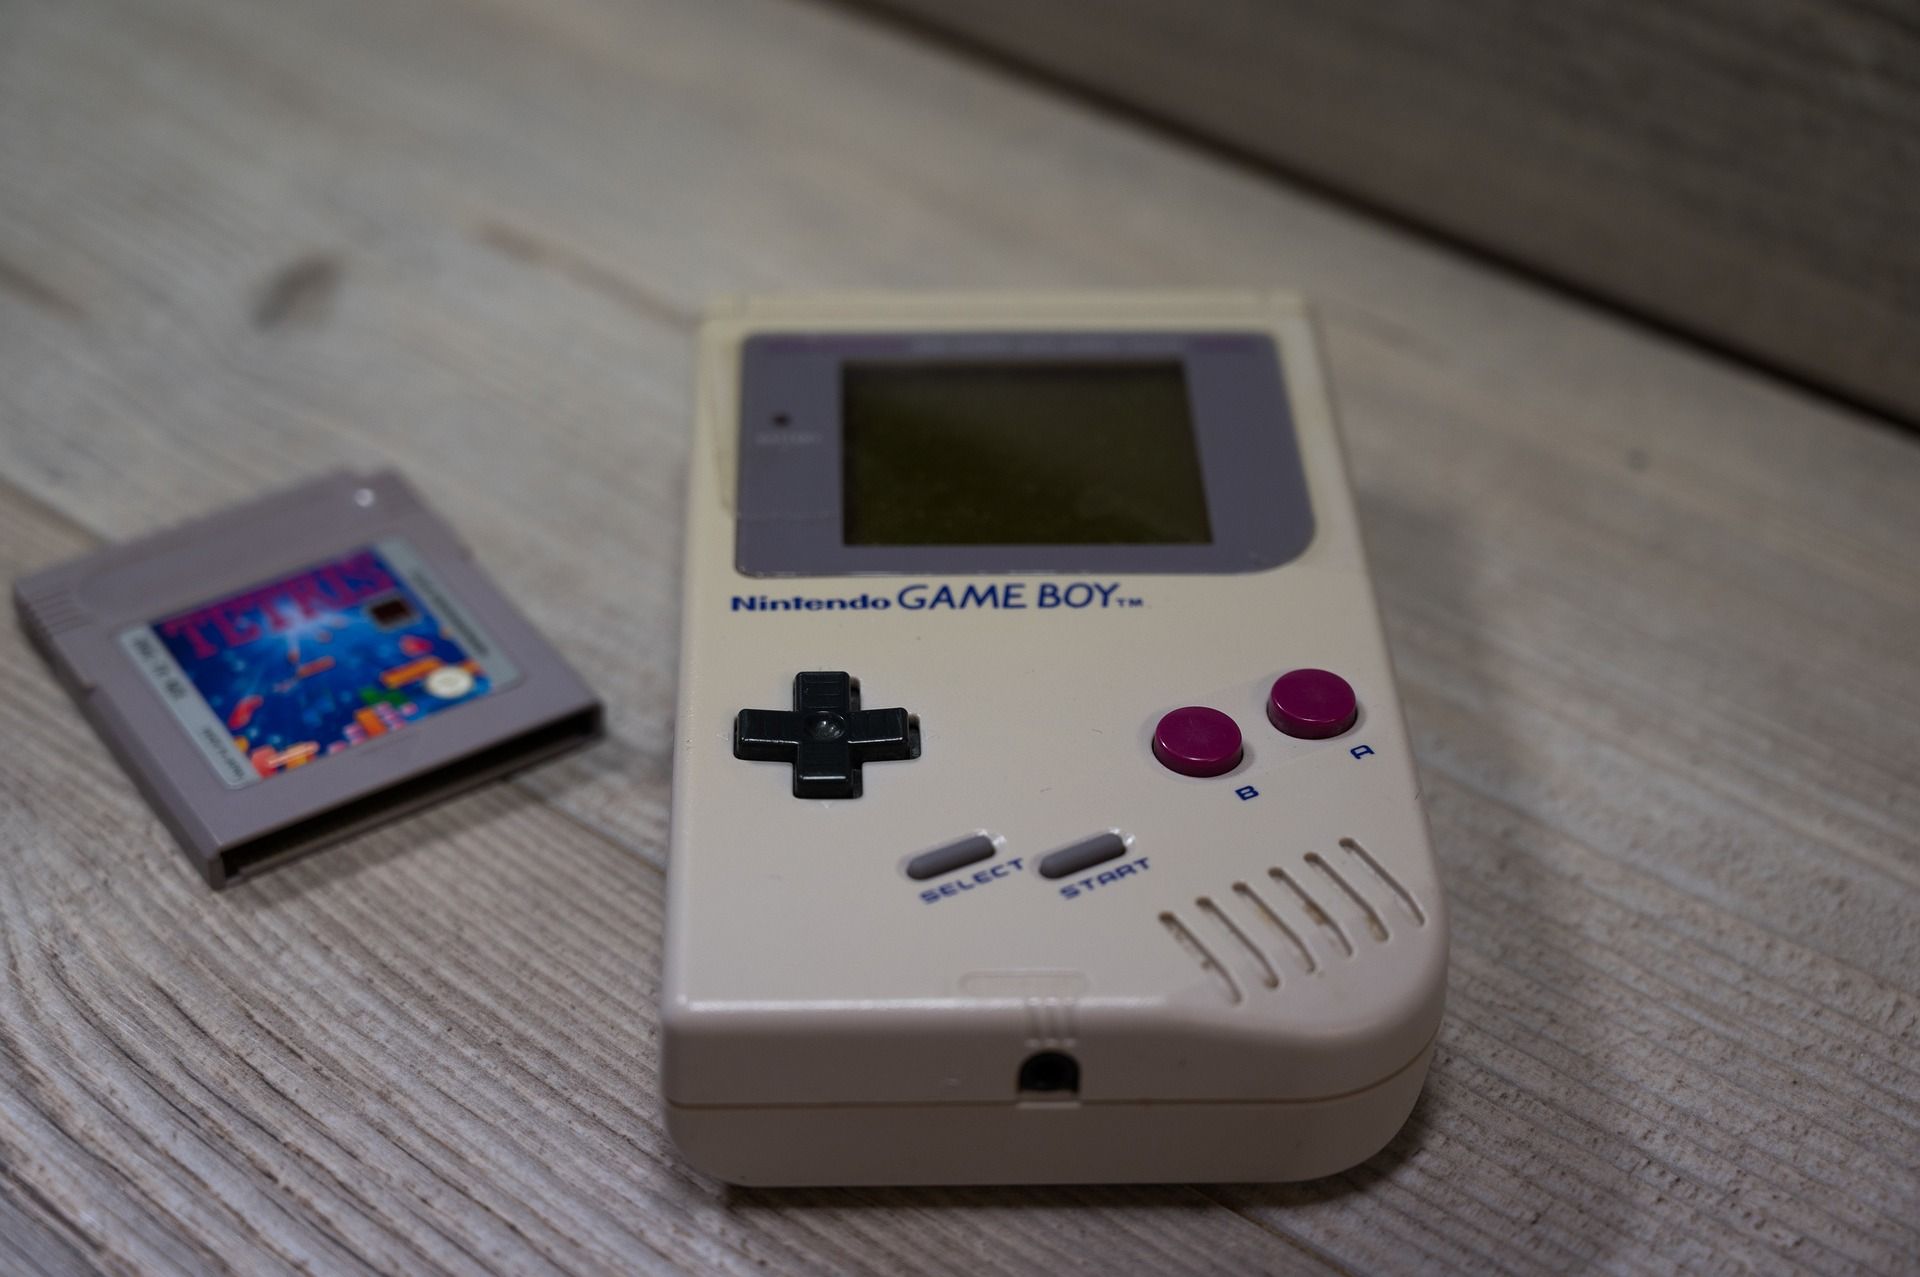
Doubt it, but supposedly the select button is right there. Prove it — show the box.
[906,834,997,881]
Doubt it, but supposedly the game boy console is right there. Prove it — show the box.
[662,292,1447,1185]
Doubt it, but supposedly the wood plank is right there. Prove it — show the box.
[0,0,1917,1271]
[850,0,1920,422]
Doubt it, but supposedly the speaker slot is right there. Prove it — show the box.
[1232,881,1316,974]
[1268,867,1352,958]
[1159,910,1243,1004]
[1196,896,1279,989]
[1340,836,1426,924]
[1307,852,1388,942]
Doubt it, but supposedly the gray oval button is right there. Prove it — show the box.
[905,834,997,881]
[1038,832,1128,879]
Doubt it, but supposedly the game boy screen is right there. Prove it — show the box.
[841,360,1213,546]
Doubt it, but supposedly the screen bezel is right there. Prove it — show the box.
[734,330,1314,577]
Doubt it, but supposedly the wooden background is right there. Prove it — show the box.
[1,0,1917,1272]
[853,0,1920,425]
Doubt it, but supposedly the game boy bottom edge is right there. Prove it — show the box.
[663,1037,1434,1186]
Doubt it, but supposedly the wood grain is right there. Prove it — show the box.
[850,0,1920,424]
[1,0,1916,1272]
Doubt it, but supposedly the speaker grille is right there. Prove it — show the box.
[1160,837,1428,1000]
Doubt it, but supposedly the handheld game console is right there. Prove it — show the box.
[662,293,1446,1185]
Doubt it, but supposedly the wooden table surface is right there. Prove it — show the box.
[2,0,1916,1273]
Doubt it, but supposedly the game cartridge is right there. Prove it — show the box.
[13,469,603,888]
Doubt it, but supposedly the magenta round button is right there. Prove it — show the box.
[1153,706,1243,777]
[1267,668,1358,739]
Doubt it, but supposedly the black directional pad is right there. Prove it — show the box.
[733,672,920,799]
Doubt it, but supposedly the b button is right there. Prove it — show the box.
[1152,706,1243,777]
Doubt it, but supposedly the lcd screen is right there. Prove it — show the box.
[841,361,1213,546]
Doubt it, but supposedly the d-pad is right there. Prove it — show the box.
[733,672,920,799]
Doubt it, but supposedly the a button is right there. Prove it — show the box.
[734,671,920,798]
[1038,832,1128,879]
[1152,705,1243,777]
[905,834,996,881]
[1267,668,1358,739]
